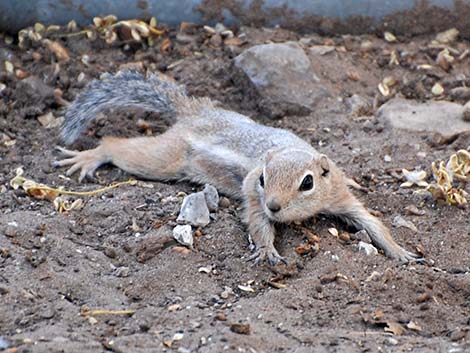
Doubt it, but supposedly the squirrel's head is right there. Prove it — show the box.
[257,148,337,222]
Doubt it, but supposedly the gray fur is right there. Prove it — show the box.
[60,71,186,145]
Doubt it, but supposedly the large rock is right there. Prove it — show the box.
[234,42,329,118]
[378,98,470,135]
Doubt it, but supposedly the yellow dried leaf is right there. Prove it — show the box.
[378,82,390,96]
[384,31,397,42]
[4,61,14,74]
[238,285,255,293]
[328,228,339,237]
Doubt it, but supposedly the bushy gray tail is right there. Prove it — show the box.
[60,71,187,145]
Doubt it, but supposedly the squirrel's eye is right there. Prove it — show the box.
[299,174,314,191]
[259,173,264,188]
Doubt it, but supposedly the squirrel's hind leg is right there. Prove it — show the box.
[54,133,188,182]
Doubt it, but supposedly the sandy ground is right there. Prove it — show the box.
[0,20,470,353]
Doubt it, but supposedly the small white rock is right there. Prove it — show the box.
[384,155,392,163]
[173,332,184,341]
[358,241,378,256]
[173,225,193,248]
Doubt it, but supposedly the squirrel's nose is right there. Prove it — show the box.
[266,198,281,213]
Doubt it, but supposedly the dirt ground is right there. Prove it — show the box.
[1,20,470,353]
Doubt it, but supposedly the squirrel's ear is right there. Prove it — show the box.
[319,155,329,176]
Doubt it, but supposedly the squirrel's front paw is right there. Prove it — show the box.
[53,146,107,182]
[247,246,288,266]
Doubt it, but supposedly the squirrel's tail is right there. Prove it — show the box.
[60,71,188,145]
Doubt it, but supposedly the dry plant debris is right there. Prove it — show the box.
[9,167,136,213]
[428,149,470,206]
[400,169,429,188]
[80,306,136,317]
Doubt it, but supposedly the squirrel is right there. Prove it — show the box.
[54,71,420,265]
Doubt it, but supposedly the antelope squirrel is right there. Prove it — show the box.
[55,71,419,264]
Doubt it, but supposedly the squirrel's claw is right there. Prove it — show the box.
[53,146,106,182]
[388,247,424,265]
[247,246,288,266]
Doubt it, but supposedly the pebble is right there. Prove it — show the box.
[345,94,371,116]
[173,225,193,248]
[219,197,231,208]
[113,266,130,277]
[203,184,219,212]
[384,155,392,163]
[358,241,378,256]
[40,306,56,319]
[404,205,426,216]
[177,192,210,227]
[392,215,418,232]
[0,337,9,349]
[385,337,398,346]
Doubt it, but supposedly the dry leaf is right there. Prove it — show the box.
[378,82,390,96]
[435,28,459,44]
[160,38,171,52]
[43,39,70,62]
[400,169,428,188]
[238,285,255,293]
[268,280,287,289]
[407,321,422,332]
[328,228,338,237]
[384,32,397,42]
[373,308,384,320]
[295,243,318,256]
[385,321,405,335]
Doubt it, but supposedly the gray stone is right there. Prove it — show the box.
[309,45,335,56]
[463,101,470,122]
[378,98,469,135]
[234,41,329,117]
[449,86,470,100]
[346,94,371,116]
[173,225,193,248]
[177,192,210,227]
[203,184,219,212]
[0,337,9,350]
